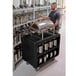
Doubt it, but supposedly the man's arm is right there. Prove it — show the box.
[54,11,61,26]
[39,14,50,20]
[54,19,60,26]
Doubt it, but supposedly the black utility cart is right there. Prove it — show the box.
[21,21,60,70]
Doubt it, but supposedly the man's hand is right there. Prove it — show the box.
[38,14,42,17]
[38,14,50,20]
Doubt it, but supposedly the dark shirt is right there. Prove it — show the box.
[48,10,61,30]
[49,10,60,23]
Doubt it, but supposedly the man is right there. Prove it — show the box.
[39,2,61,33]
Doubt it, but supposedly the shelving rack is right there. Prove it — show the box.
[13,0,63,70]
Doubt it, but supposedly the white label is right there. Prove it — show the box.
[39,58,42,64]
[54,51,56,56]
[50,53,53,57]
[54,40,57,46]
[46,54,48,58]
[39,46,43,53]
[49,41,53,48]
[44,43,48,50]
[44,56,47,62]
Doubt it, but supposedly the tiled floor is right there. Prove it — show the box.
[13,16,65,76]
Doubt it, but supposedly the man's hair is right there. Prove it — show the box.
[52,2,57,5]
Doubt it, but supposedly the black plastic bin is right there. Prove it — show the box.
[21,32,60,69]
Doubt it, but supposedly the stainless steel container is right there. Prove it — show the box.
[31,20,54,31]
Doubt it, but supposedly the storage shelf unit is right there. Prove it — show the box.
[13,7,34,13]
[14,41,21,47]
[13,1,52,69]
[13,20,34,28]
[22,32,60,69]
[15,56,22,65]
[13,0,63,69]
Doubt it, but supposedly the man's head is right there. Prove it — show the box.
[51,2,57,10]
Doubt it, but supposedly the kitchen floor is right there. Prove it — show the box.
[13,15,65,76]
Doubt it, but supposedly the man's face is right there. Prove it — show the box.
[51,4,56,10]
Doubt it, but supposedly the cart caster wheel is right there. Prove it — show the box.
[26,62,29,65]
[36,67,40,71]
